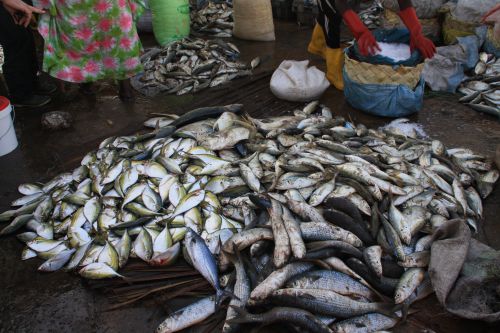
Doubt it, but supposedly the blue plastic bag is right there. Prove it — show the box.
[352,28,422,67]
[343,69,425,118]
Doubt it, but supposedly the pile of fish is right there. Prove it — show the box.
[0,104,253,278]
[132,37,259,97]
[153,102,497,332]
[1,101,498,332]
[191,1,233,37]
[458,52,500,118]
[359,0,384,30]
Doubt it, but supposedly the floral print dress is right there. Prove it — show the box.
[34,0,145,83]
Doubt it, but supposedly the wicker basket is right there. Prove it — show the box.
[343,52,424,90]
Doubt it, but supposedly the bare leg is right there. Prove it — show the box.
[118,79,135,102]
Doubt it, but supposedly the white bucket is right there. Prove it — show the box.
[0,96,18,156]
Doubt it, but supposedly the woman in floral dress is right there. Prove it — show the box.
[34,0,145,100]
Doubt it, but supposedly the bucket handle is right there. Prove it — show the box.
[0,106,15,141]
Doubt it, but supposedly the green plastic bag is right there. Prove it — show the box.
[150,0,190,46]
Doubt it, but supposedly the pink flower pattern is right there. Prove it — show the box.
[37,0,144,83]
[119,13,133,32]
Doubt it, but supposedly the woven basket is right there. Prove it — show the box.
[344,52,424,90]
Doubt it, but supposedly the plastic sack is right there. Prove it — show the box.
[453,0,498,24]
[352,29,421,66]
[381,9,441,43]
[422,54,465,93]
[382,0,446,19]
[233,0,275,41]
[150,0,190,46]
[482,4,500,57]
[343,68,425,118]
[270,60,330,102]
[422,35,480,93]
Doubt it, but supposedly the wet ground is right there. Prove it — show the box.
[0,21,499,333]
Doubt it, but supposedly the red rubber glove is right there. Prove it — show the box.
[399,7,436,59]
[342,10,380,57]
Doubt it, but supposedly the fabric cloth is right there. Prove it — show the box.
[34,0,145,83]
[429,219,500,323]
[0,1,39,101]
[316,0,412,49]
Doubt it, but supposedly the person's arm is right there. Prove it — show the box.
[397,0,436,59]
[335,0,380,56]
[1,0,45,27]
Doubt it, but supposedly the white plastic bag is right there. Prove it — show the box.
[270,60,330,102]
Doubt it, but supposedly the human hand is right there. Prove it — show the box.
[2,0,45,27]
[410,34,436,59]
[357,30,381,57]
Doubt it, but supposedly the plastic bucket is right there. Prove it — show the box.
[0,96,18,156]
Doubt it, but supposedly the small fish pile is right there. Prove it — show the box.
[191,1,233,37]
[1,101,498,333]
[359,0,384,30]
[458,52,500,118]
[132,37,259,97]
[0,104,254,278]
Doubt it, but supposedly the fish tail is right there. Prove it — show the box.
[120,274,132,285]
[216,289,239,308]
[225,305,260,324]
[401,299,411,322]
[377,302,403,319]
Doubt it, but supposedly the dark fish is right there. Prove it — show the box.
[323,209,374,245]
[324,197,363,223]
[306,240,363,259]
[227,306,333,333]
[346,258,398,297]
[337,176,374,204]
[171,104,244,128]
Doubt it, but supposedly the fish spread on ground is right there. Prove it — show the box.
[458,52,500,118]
[131,37,260,97]
[191,1,233,38]
[1,100,497,332]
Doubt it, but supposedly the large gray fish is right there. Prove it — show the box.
[156,295,216,333]
[184,227,231,306]
[270,288,397,318]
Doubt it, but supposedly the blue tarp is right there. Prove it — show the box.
[343,69,425,118]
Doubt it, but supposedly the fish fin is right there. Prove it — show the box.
[401,299,411,322]
[248,194,272,209]
[120,275,133,285]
